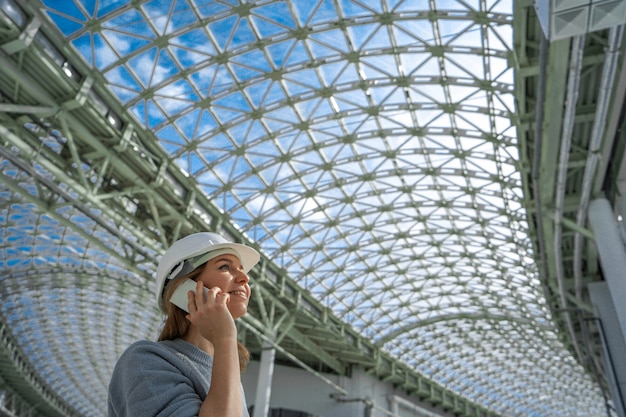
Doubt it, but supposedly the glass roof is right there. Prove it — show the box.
[0,0,609,416]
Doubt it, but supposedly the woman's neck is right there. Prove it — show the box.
[183,326,214,356]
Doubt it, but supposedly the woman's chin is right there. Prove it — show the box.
[229,304,248,320]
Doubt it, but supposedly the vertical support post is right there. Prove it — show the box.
[588,197,626,415]
[389,395,399,417]
[588,198,626,336]
[253,337,276,417]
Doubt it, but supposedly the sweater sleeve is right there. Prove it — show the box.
[108,341,207,417]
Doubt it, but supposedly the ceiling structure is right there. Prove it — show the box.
[0,1,624,417]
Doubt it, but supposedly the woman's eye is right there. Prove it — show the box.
[219,264,230,271]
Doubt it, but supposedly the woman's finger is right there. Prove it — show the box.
[216,291,230,305]
[186,286,196,311]
[194,280,208,306]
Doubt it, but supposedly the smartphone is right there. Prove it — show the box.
[169,279,207,312]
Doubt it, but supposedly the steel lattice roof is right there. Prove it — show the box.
[0,1,617,417]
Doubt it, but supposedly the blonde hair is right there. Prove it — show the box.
[158,266,250,372]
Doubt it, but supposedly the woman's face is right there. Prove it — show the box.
[196,253,251,319]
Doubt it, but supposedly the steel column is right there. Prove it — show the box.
[252,338,276,417]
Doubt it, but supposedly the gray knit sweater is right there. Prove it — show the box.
[108,338,250,417]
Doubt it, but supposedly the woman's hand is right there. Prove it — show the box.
[185,281,238,345]
[186,281,243,417]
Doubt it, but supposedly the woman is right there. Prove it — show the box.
[108,232,260,417]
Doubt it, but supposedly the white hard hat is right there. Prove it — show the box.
[155,232,260,309]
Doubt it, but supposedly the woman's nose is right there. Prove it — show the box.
[235,268,249,283]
